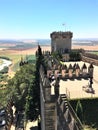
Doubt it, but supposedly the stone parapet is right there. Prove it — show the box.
[50,31,73,53]
[82,55,98,66]
[57,94,83,130]
[50,31,73,39]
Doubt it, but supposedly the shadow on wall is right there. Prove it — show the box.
[30,126,38,130]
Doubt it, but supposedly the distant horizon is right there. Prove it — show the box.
[0,37,98,41]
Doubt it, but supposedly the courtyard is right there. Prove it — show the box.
[51,61,98,99]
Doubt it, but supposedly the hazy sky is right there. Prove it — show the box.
[0,0,98,39]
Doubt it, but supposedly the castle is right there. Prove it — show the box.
[39,51,94,130]
[38,30,95,130]
[50,31,73,53]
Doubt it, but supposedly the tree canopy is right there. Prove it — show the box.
[6,45,44,121]
[7,64,36,111]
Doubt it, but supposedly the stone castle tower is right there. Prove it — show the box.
[50,31,73,53]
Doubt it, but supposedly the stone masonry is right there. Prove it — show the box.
[39,64,84,130]
[50,31,73,53]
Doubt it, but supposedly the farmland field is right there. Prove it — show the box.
[90,51,98,55]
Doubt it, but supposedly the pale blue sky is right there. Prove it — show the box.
[0,0,98,39]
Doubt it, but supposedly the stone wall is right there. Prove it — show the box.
[57,94,83,130]
[40,65,56,130]
[50,31,73,53]
[47,62,93,80]
[82,55,98,66]
[83,52,98,60]
[39,64,84,130]
[39,51,98,130]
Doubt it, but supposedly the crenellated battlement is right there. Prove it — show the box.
[50,31,73,39]
[46,55,94,80]
[50,31,73,53]
[39,62,84,130]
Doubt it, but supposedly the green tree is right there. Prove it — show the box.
[0,66,9,74]
[7,45,44,122]
[69,50,81,61]
[25,78,39,121]
[76,100,83,122]
[25,45,43,121]
[52,51,62,60]
[7,64,36,111]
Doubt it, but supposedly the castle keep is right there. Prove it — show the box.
[50,31,73,53]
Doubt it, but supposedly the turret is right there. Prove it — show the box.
[50,31,73,53]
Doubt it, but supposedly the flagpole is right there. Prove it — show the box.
[62,23,66,32]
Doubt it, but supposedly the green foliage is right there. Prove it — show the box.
[76,100,83,122]
[0,89,8,107]
[25,45,44,121]
[91,51,98,55]
[36,45,47,73]
[69,50,81,61]
[0,54,36,109]
[0,66,9,74]
[0,56,10,60]
[7,64,36,111]
[0,73,4,79]
[0,74,8,83]
[6,46,43,121]
[70,98,98,128]
[25,79,39,121]
[27,55,36,63]
[38,45,42,56]
[52,51,62,60]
